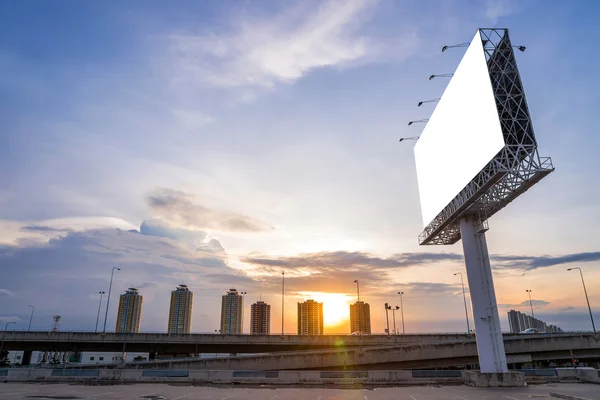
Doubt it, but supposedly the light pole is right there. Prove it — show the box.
[240,291,247,334]
[103,267,121,333]
[568,267,596,333]
[0,321,16,360]
[95,291,105,333]
[391,306,399,335]
[454,273,470,334]
[398,292,405,334]
[354,280,360,302]
[526,289,535,318]
[384,303,390,335]
[281,271,285,335]
[28,305,35,331]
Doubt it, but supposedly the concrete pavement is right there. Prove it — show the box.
[0,383,598,400]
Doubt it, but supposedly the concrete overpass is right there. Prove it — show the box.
[119,333,600,370]
[1,331,488,353]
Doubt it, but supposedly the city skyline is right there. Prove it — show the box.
[0,280,580,335]
[1,0,600,335]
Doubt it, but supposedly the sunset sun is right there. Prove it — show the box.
[299,292,351,327]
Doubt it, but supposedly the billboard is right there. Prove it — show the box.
[414,30,505,227]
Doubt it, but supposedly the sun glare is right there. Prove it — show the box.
[299,292,351,327]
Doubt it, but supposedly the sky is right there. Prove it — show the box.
[1,0,600,335]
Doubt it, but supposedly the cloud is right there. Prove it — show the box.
[492,252,600,271]
[484,0,521,23]
[242,249,600,280]
[0,289,16,297]
[525,299,551,307]
[499,299,551,309]
[240,250,464,294]
[0,226,253,331]
[241,250,462,270]
[561,306,576,312]
[135,282,156,290]
[20,225,73,233]
[197,238,225,254]
[140,218,207,242]
[147,188,273,232]
[168,0,391,90]
[400,282,462,295]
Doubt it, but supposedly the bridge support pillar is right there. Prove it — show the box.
[460,216,507,373]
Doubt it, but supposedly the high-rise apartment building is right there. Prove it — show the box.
[250,301,271,335]
[350,301,371,334]
[168,284,193,334]
[507,309,520,333]
[297,299,324,335]
[220,288,244,334]
[507,309,561,333]
[116,288,143,333]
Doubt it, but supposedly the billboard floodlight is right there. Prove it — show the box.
[443,42,526,53]
[408,119,429,126]
[429,73,453,81]
[418,98,440,107]
[399,136,419,143]
[442,43,469,52]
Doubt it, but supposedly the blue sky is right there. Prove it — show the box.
[1,0,600,334]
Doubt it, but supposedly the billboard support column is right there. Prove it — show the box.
[460,215,508,373]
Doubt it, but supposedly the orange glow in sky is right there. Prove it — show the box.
[298,291,353,327]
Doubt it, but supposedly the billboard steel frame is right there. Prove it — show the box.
[418,28,554,246]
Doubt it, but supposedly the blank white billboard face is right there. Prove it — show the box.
[414,30,505,227]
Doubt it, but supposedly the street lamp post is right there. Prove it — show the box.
[391,306,400,335]
[454,273,470,334]
[0,321,16,361]
[568,267,596,333]
[281,271,285,335]
[28,305,35,331]
[526,289,535,318]
[398,292,405,334]
[95,291,105,333]
[240,291,247,334]
[103,267,121,333]
[354,280,360,302]
[384,303,390,335]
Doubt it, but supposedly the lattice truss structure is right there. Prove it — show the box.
[419,28,554,245]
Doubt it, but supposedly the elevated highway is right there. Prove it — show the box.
[2,332,595,361]
[121,333,600,370]
[0,331,486,353]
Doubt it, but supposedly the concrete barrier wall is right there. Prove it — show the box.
[3,368,597,385]
[575,368,599,383]
[368,371,412,381]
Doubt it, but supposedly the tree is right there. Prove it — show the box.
[0,349,10,367]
